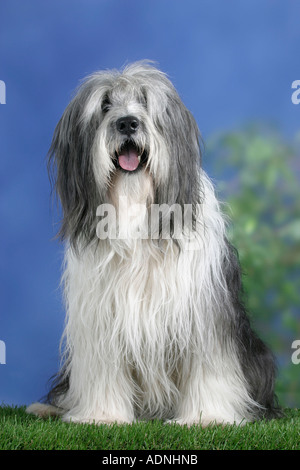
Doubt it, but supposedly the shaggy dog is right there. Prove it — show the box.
[27,62,280,425]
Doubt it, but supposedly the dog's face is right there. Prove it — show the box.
[87,64,171,191]
[48,61,202,248]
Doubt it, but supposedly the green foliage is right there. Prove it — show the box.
[206,125,300,408]
[0,406,299,450]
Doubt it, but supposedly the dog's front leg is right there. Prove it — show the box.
[60,363,136,425]
[173,355,253,427]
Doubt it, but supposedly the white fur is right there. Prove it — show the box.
[27,63,267,426]
[38,173,253,425]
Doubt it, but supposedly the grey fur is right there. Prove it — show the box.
[34,61,282,425]
[48,61,202,249]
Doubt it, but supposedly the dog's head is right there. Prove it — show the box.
[48,61,202,248]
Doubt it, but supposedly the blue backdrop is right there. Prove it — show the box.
[0,0,299,406]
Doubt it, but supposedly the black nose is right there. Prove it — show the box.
[116,116,140,135]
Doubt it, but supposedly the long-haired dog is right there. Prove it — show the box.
[27,61,280,425]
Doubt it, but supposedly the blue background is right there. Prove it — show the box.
[0,0,299,406]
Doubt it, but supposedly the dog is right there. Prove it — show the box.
[27,61,280,425]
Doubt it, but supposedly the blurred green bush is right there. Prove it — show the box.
[206,124,300,408]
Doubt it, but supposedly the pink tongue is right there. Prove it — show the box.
[118,148,140,171]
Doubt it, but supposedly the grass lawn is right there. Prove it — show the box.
[0,406,299,451]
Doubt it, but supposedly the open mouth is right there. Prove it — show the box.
[115,140,147,173]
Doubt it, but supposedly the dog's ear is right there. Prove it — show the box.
[48,93,99,250]
[166,95,202,206]
[150,84,202,209]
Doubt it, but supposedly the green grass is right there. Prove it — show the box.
[0,406,299,450]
